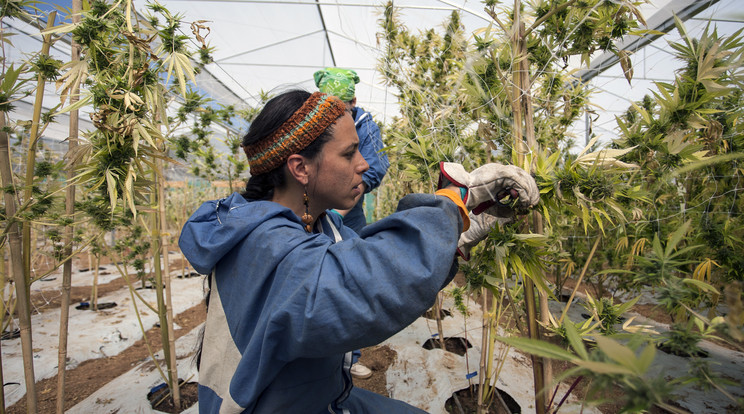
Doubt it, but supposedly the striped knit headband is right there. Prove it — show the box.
[244,92,347,175]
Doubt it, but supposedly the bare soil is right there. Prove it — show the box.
[444,384,521,414]
[148,381,199,413]
[353,345,397,397]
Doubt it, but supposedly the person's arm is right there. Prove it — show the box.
[356,113,388,192]
[266,162,538,359]
[271,192,463,359]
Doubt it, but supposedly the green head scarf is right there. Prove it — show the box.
[313,67,360,102]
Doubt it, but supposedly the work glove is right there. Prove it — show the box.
[456,208,512,260]
[438,162,540,216]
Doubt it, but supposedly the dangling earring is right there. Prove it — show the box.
[302,186,313,233]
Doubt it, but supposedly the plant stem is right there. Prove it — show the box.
[435,293,446,350]
[0,245,6,414]
[0,111,37,413]
[534,212,553,399]
[550,375,582,413]
[151,189,175,402]
[92,253,100,310]
[119,262,169,382]
[558,237,600,325]
[22,10,56,302]
[157,155,181,409]
[511,0,545,411]
[452,392,465,414]
[56,3,81,408]
[477,287,488,413]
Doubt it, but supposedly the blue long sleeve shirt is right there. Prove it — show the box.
[353,106,388,193]
[179,192,462,413]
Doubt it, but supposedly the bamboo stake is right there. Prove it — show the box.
[510,1,546,411]
[434,293,446,350]
[1,245,6,414]
[477,287,488,414]
[92,253,99,311]
[55,2,81,411]
[0,113,37,412]
[519,7,552,390]
[7,14,57,411]
[150,202,173,388]
[558,237,601,325]
[534,213,553,394]
[22,11,56,299]
[157,156,181,408]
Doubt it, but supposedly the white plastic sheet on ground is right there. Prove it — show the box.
[2,255,206,409]
[4,268,744,412]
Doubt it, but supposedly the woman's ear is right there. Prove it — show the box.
[286,154,310,186]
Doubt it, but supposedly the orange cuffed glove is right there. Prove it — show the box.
[435,188,470,232]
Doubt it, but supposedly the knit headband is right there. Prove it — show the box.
[244,92,346,175]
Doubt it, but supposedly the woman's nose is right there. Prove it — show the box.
[357,153,369,173]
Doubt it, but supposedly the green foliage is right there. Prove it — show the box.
[378,2,484,200]
[450,286,468,316]
[583,294,639,336]
[30,53,62,81]
[501,321,675,412]
[530,0,645,65]
[658,321,705,358]
[55,0,205,217]
[75,196,131,232]
[0,64,31,112]
[377,2,744,412]
[113,223,151,282]
[543,314,599,348]
[0,0,39,20]
[596,22,744,343]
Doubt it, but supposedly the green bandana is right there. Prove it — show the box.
[313,67,360,102]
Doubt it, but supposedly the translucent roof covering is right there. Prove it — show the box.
[5,0,743,148]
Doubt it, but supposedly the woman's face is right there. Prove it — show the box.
[307,113,369,212]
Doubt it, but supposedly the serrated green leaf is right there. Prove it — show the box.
[497,336,575,361]
[637,343,656,373]
[665,219,690,257]
[652,235,663,258]
[55,95,93,115]
[681,278,719,294]
[564,319,588,360]
[105,170,118,212]
[616,294,641,315]
[594,336,638,373]
[574,359,635,376]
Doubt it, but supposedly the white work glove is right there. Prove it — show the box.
[438,162,540,216]
[456,209,513,260]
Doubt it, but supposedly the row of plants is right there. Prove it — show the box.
[375,1,743,413]
[0,0,252,411]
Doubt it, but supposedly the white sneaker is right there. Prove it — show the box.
[350,363,373,379]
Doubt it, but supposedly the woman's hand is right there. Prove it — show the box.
[439,162,539,215]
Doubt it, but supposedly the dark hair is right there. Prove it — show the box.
[242,89,337,201]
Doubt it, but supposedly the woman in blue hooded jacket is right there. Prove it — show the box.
[178,89,539,413]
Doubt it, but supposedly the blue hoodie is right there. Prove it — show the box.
[179,192,462,413]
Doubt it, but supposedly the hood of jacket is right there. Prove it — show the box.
[178,192,303,275]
